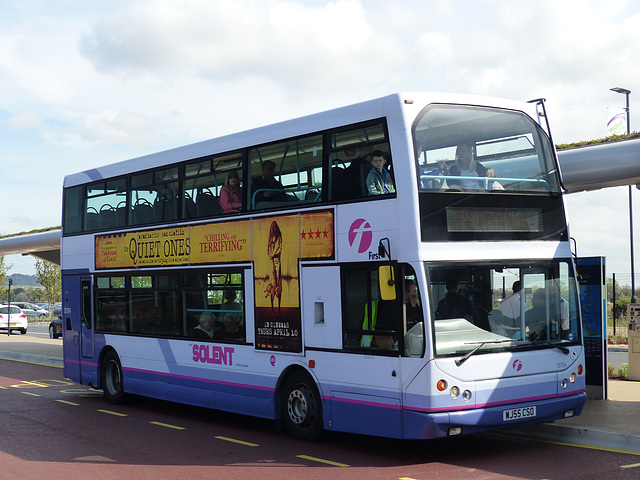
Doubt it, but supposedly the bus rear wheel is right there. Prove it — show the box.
[281,371,323,441]
[102,350,125,404]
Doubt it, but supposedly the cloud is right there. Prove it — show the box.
[79,0,404,94]
[6,112,42,130]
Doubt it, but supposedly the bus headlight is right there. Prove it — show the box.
[437,379,447,392]
[450,386,460,398]
[462,390,472,402]
[561,378,568,389]
[570,373,576,383]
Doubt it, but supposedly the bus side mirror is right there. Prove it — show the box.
[379,266,396,301]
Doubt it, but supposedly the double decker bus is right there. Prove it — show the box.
[61,92,585,440]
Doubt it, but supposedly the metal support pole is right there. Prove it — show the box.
[613,272,617,336]
[7,279,12,336]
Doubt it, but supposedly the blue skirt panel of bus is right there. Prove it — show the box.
[327,390,403,438]
[121,360,277,420]
[402,392,587,439]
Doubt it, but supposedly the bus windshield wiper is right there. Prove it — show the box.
[532,340,570,354]
[455,340,512,367]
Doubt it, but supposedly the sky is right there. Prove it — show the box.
[1,0,640,286]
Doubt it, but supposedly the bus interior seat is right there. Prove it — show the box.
[359,159,372,195]
[85,208,99,230]
[331,167,349,200]
[183,194,197,218]
[332,159,365,200]
[154,197,178,222]
[132,200,154,224]
[196,192,222,216]
[99,206,117,229]
[115,202,127,227]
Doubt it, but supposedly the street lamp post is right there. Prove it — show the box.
[610,87,637,304]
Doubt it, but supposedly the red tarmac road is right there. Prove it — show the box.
[1,357,640,480]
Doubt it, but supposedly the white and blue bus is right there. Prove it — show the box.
[61,92,585,440]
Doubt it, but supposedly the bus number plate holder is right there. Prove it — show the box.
[502,406,536,421]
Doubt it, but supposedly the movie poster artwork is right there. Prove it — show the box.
[252,215,302,352]
[253,211,334,352]
[94,211,334,353]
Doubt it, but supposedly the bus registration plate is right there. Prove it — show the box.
[502,406,536,421]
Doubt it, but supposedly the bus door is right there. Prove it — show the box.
[80,278,94,359]
[334,264,407,438]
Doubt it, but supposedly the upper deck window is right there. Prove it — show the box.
[248,134,323,210]
[413,104,560,194]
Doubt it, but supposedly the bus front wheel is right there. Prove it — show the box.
[102,350,125,404]
[281,371,323,441]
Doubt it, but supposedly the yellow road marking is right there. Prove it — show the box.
[489,432,640,456]
[150,421,185,430]
[21,391,41,397]
[215,436,259,447]
[98,409,128,417]
[12,380,49,388]
[621,462,640,469]
[297,454,349,467]
[57,400,80,406]
[0,356,63,368]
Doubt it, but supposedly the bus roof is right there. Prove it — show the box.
[63,92,537,188]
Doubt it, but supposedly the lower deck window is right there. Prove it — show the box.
[95,270,246,342]
[342,264,424,357]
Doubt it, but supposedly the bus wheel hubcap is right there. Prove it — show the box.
[287,388,308,424]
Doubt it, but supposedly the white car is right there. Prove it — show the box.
[0,304,28,334]
[12,302,48,319]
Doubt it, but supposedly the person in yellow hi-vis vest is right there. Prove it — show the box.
[361,299,379,347]
[361,299,395,350]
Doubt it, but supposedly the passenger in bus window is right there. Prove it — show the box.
[559,296,570,339]
[435,277,490,330]
[497,281,522,321]
[365,150,395,195]
[525,288,547,341]
[221,290,243,328]
[252,160,287,205]
[215,313,244,340]
[404,280,423,330]
[112,308,128,332]
[486,168,505,190]
[435,277,473,321]
[220,171,243,213]
[448,143,487,190]
[192,311,215,338]
[492,280,522,337]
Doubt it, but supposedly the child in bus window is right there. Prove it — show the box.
[365,150,395,195]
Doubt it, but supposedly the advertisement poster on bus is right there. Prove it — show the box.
[252,211,334,353]
[252,214,301,352]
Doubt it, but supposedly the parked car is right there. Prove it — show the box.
[12,302,48,319]
[0,304,28,334]
[49,316,63,339]
[53,302,62,317]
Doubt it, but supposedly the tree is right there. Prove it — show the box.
[0,256,13,302]
[35,259,61,312]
